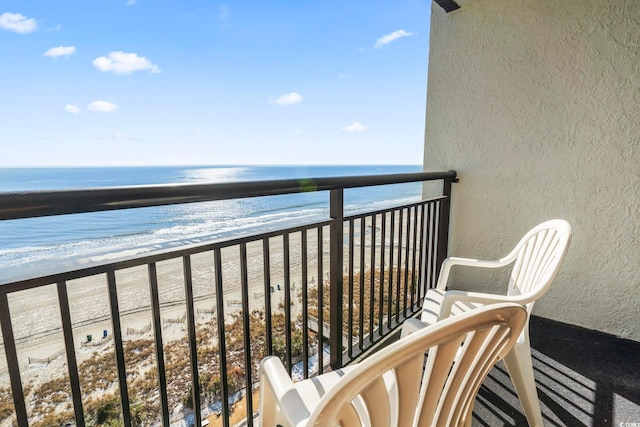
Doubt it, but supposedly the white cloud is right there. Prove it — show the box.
[64,104,81,114]
[88,101,118,112]
[92,51,160,74]
[270,92,303,106]
[375,30,415,48]
[127,0,136,5]
[343,122,366,133]
[43,46,76,58]
[0,12,38,33]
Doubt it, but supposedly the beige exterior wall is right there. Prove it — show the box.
[424,0,640,340]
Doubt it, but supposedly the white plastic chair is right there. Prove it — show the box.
[259,303,527,427]
[403,219,571,427]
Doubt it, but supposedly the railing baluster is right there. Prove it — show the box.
[411,206,419,308]
[433,200,442,287]
[301,230,309,379]
[377,214,385,335]
[403,208,411,315]
[424,204,431,290]
[213,248,230,427]
[416,204,426,301]
[283,234,293,374]
[148,262,170,426]
[262,238,273,355]
[423,204,429,287]
[348,219,355,358]
[369,215,376,342]
[396,209,403,321]
[358,217,365,351]
[389,210,397,323]
[0,293,27,427]
[381,212,389,330]
[428,203,437,289]
[183,255,202,427]
[329,189,344,370]
[422,205,430,290]
[239,243,254,426]
[317,226,324,374]
[106,270,131,426]
[57,281,85,427]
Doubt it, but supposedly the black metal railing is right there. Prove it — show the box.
[0,170,456,427]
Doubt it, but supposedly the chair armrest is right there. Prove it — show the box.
[436,256,513,290]
[260,356,310,426]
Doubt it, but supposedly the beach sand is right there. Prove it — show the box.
[0,216,406,425]
[2,226,331,362]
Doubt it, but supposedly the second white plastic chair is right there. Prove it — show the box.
[402,219,572,427]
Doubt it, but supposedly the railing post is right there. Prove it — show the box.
[436,172,457,280]
[329,188,344,370]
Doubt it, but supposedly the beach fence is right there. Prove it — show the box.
[127,322,152,336]
[29,335,114,360]
[196,307,216,316]
[163,313,186,326]
[28,349,65,365]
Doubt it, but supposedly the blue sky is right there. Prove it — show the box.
[0,1,431,166]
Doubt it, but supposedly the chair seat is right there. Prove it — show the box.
[291,366,398,426]
[419,288,484,325]
[290,365,358,405]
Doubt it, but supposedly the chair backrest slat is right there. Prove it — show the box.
[395,358,425,426]
[418,335,466,425]
[360,376,391,427]
[507,220,571,309]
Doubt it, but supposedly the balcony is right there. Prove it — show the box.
[0,170,638,427]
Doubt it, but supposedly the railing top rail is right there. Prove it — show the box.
[0,170,457,221]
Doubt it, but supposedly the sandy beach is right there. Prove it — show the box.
[0,214,415,426]
[2,226,333,369]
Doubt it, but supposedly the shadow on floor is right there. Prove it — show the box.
[472,316,640,426]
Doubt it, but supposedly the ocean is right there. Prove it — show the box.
[0,165,422,281]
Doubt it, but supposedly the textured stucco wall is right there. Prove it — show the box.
[424,0,640,340]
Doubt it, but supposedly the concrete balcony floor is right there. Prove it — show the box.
[473,316,640,426]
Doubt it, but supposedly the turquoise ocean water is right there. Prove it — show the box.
[0,165,421,281]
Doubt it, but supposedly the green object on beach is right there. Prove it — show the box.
[86,334,92,343]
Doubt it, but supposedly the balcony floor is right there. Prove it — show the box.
[473,316,640,426]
